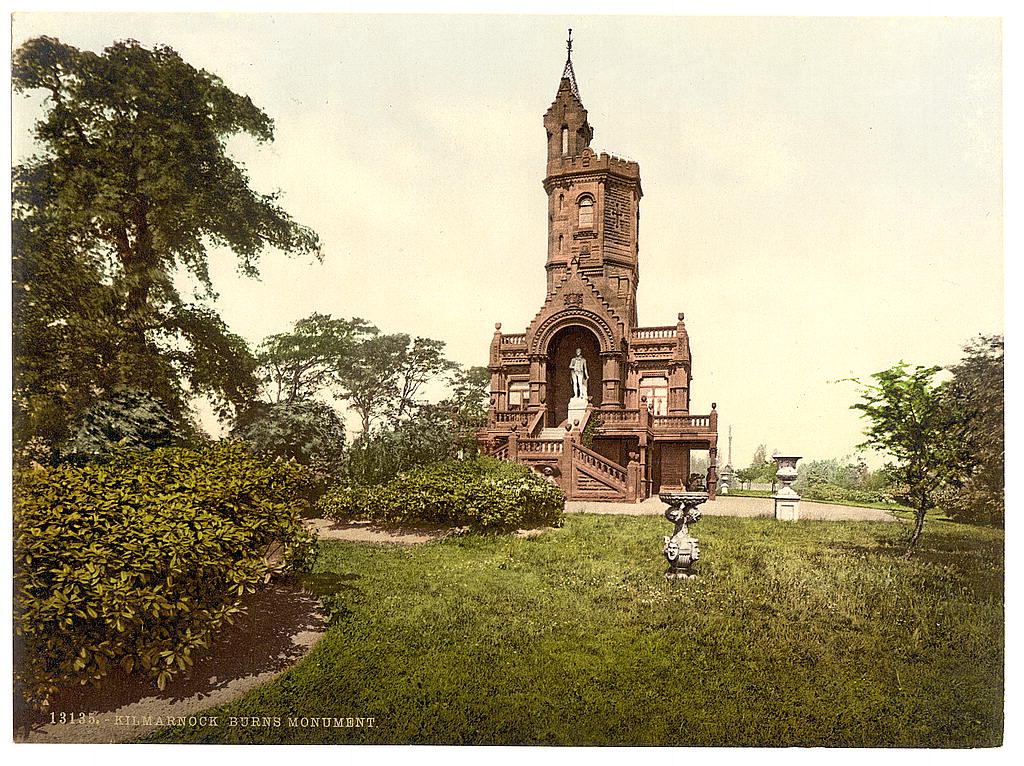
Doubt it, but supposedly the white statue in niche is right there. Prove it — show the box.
[569,348,589,399]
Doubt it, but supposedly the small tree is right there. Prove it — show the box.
[848,363,972,555]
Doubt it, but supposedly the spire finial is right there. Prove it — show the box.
[560,29,582,105]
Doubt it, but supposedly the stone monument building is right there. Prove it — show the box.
[478,35,719,502]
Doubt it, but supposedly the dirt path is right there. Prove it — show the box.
[566,493,900,522]
[304,517,459,544]
[14,581,327,744]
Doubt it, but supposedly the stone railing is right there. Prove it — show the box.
[631,326,676,340]
[572,443,627,485]
[493,410,531,427]
[599,409,642,424]
[652,414,712,430]
[518,438,564,454]
[585,410,716,432]
[501,333,527,345]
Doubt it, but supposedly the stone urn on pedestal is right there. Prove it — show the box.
[659,491,709,579]
[772,454,802,521]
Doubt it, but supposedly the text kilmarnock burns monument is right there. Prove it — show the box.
[478,33,719,502]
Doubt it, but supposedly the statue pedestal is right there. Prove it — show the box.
[567,396,587,429]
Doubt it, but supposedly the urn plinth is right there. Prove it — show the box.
[772,454,802,520]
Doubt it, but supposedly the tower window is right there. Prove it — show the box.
[578,195,594,228]
[558,234,564,253]
[561,126,569,156]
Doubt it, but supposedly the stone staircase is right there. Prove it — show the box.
[487,423,638,502]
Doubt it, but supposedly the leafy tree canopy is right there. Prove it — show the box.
[938,334,1004,525]
[334,333,458,433]
[12,36,320,452]
[256,313,376,404]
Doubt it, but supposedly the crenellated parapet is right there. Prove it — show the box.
[544,147,641,190]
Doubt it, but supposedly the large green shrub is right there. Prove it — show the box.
[59,389,185,463]
[319,457,564,530]
[13,442,317,707]
[231,399,346,474]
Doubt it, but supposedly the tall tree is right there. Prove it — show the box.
[849,363,973,555]
[256,313,376,404]
[939,335,1004,525]
[12,36,320,450]
[392,337,460,422]
[334,333,410,434]
[334,333,457,434]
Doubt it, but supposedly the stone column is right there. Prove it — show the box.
[627,451,642,503]
[707,446,718,501]
[528,353,547,420]
[600,352,622,408]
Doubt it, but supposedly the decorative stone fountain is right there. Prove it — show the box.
[659,490,709,579]
[772,454,802,521]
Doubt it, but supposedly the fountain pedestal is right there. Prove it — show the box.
[659,491,709,579]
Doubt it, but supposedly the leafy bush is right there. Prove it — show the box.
[231,399,346,474]
[801,482,894,505]
[13,442,317,707]
[60,389,185,463]
[319,457,564,530]
[344,406,457,486]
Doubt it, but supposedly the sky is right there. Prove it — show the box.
[10,12,1004,469]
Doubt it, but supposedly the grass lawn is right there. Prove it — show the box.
[142,514,1003,747]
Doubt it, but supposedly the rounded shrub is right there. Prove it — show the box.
[13,442,317,708]
[319,456,564,530]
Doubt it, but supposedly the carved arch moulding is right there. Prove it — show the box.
[529,309,618,356]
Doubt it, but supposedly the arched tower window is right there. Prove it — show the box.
[578,195,594,228]
[561,126,569,156]
[558,234,564,253]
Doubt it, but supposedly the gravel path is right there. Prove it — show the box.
[566,493,901,522]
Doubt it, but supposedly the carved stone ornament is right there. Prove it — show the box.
[563,292,584,307]
[659,491,709,579]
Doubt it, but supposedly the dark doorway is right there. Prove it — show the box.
[546,325,600,427]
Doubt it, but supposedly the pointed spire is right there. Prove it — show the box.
[562,28,583,105]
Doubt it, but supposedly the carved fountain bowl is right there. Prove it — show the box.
[658,491,709,506]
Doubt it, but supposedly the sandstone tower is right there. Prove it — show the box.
[478,33,719,502]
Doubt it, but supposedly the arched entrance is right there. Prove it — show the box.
[545,325,600,427]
